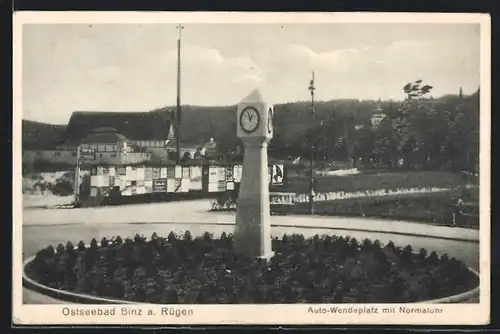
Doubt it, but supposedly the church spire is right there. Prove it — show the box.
[167,110,176,142]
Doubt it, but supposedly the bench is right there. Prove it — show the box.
[452,200,479,227]
[269,192,296,215]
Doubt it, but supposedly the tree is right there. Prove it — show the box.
[351,128,375,167]
[180,151,192,163]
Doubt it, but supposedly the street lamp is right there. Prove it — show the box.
[308,71,316,215]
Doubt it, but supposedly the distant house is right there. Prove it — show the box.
[23,108,226,170]
[65,110,171,149]
[370,99,387,129]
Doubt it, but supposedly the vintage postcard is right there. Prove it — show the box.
[13,11,491,326]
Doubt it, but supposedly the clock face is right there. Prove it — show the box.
[240,107,260,133]
[267,107,273,133]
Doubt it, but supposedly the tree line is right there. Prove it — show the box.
[22,80,479,173]
[176,81,479,173]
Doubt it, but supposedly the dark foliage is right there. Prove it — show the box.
[25,232,478,304]
[213,190,478,229]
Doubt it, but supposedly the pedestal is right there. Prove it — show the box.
[233,137,274,260]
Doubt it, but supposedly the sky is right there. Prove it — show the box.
[22,23,481,124]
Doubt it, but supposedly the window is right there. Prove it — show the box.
[71,152,77,157]
[54,152,61,157]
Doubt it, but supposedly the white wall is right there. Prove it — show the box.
[23,149,152,166]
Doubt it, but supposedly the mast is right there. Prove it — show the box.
[176,24,183,164]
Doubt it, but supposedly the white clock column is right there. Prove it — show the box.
[233,88,274,260]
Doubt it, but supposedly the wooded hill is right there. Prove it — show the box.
[22,85,479,173]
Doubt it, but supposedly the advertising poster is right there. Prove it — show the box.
[160,167,167,179]
[181,179,191,192]
[90,175,98,187]
[109,176,115,187]
[208,166,218,183]
[166,178,176,193]
[217,166,226,182]
[208,182,218,193]
[167,166,175,179]
[226,167,234,182]
[174,179,182,193]
[152,167,161,179]
[137,167,145,180]
[145,167,153,180]
[189,166,203,191]
[117,167,126,176]
[233,165,242,183]
[272,164,284,186]
[217,180,226,192]
[144,180,153,193]
[175,165,182,179]
[126,166,137,180]
[182,167,190,179]
[152,179,167,192]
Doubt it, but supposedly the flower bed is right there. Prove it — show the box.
[24,232,478,304]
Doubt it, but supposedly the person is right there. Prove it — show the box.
[451,198,464,227]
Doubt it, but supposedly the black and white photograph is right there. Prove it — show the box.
[13,12,490,325]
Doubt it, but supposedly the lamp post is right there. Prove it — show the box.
[74,146,81,206]
[175,24,184,165]
[308,71,316,215]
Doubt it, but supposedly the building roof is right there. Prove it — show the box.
[65,110,171,144]
[79,127,131,144]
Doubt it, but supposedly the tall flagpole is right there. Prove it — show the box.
[176,24,183,164]
[74,146,81,206]
[308,70,316,215]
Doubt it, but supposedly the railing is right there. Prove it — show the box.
[211,192,295,215]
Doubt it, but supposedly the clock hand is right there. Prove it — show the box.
[248,114,254,122]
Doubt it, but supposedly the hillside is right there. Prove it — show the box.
[22,99,377,151]
[22,120,67,150]
[22,93,471,152]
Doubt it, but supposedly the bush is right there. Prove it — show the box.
[25,232,478,304]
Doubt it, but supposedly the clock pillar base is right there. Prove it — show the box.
[233,138,274,260]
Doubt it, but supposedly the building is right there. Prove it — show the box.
[23,108,222,168]
[370,99,387,129]
[23,109,173,167]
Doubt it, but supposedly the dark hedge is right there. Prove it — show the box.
[25,232,478,304]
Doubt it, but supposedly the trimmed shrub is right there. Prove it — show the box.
[25,232,478,304]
